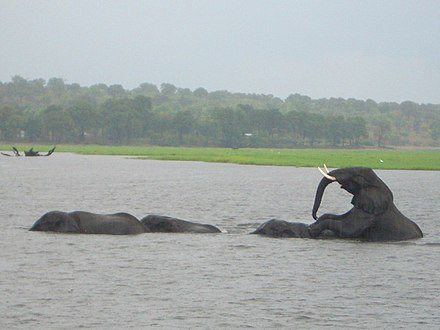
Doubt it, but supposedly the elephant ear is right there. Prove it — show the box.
[351,186,390,215]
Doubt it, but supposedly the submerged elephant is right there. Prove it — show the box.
[251,219,336,238]
[251,219,312,238]
[140,214,221,233]
[30,211,148,235]
[309,166,423,241]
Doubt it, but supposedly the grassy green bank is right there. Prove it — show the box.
[1,144,440,170]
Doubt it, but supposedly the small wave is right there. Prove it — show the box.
[232,244,253,249]
[236,222,258,228]
[296,315,317,321]
[421,242,440,247]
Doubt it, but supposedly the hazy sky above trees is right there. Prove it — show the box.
[1,0,439,103]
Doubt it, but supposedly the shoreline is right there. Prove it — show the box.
[1,144,440,171]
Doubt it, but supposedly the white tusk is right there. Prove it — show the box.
[318,167,336,181]
[324,164,329,173]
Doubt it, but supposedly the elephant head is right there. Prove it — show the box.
[30,211,80,233]
[312,167,393,220]
[309,166,423,241]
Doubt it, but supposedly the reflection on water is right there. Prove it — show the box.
[1,154,439,329]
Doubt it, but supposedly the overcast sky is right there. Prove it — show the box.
[1,0,439,103]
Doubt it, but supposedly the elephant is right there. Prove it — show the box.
[251,219,313,238]
[140,214,222,233]
[309,166,423,241]
[251,218,336,238]
[30,211,148,235]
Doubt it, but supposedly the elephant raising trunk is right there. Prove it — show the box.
[312,166,393,220]
[309,167,423,241]
[312,175,334,221]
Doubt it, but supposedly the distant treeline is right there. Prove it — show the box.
[1,75,440,147]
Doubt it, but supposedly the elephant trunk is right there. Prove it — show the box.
[312,177,333,220]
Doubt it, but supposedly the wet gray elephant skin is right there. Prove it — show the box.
[251,219,312,238]
[309,167,423,241]
[30,211,148,235]
[251,219,335,238]
[140,215,221,233]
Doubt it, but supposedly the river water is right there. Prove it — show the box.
[1,153,439,329]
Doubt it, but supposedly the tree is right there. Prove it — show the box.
[325,116,346,146]
[372,116,392,147]
[1,75,440,147]
[193,87,208,98]
[160,83,177,96]
[284,93,312,112]
[40,105,74,143]
[108,84,127,98]
[345,116,367,145]
[87,83,110,102]
[286,110,317,145]
[47,77,65,101]
[67,102,99,142]
[430,119,440,141]
[173,110,194,144]
[210,107,242,147]
[23,110,43,141]
[0,105,24,140]
[8,75,29,103]
[133,83,160,97]
[261,109,286,144]
[401,101,418,119]
[132,95,152,135]
[101,97,151,144]
[304,113,325,146]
